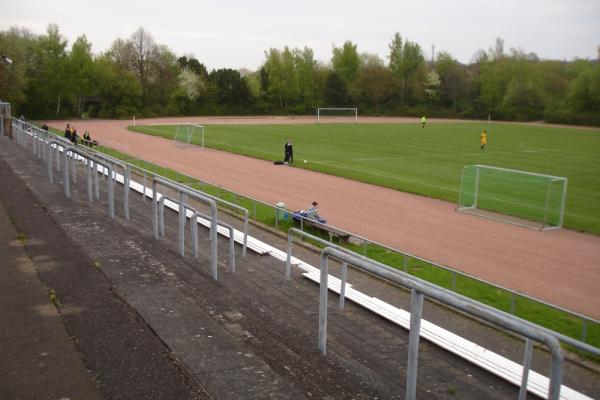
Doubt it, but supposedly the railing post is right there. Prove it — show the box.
[518,339,533,400]
[47,143,54,182]
[159,197,166,237]
[87,159,93,203]
[318,253,329,354]
[229,225,235,273]
[285,232,293,281]
[63,150,70,197]
[191,215,198,257]
[242,212,248,256]
[124,165,130,220]
[152,181,159,240]
[142,172,147,201]
[179,191,186,257]
[107,165,114,219]
[406,289,424,400]
[339,262,348,312]
[93,161,99,199]
[71,152,77,183]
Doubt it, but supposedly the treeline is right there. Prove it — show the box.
[1,25,599,125]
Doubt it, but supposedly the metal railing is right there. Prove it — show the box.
[191,210,236,273]
[45,139,115,219]
[286,228,600,359]
[157,194,236,273]
[10,120,239,282]
[10,118,599,345]
[152,177,219,280]
[317,246,564,400]
[7,115,596,399]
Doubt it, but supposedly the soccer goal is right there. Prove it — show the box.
[316,108,358,123]
[173,123,204,148]
[457,165,567,230]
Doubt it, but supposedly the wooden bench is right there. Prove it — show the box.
[301,219,351,243]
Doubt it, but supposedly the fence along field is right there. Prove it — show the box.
[131,122,600,235]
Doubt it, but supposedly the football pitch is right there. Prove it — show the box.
[131,122,600,235]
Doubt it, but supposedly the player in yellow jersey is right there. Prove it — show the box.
[480,130,487,149]
[421,116,426,128]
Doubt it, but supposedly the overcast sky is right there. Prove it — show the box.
[2,0,599,70]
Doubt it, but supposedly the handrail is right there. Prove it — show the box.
[22,124,599,343]
[190,210,236,273]
[318,246,564,400]
[286,227,600,358]
[180,185,249,257]
[152,177,219,280]
[283,203,599,340]
[63,146,115,219]
[45,140,114,219]
[76,147,248,257]
[88,151,130,220]
[158,194,198,242]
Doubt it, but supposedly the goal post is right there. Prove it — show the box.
[457,165,567,230]
[173,123,204,148]
[316,108,358,123]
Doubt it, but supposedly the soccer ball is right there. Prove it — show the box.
[303,160,307,163]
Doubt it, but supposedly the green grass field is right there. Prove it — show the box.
[131,122,600,234]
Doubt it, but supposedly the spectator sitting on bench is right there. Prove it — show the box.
[83,131,91,146]
[293,201,326,224]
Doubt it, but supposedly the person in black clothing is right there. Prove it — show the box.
[70,128,78,145]
[83,131,91,146]
[64,124,71,141]
[41,123,49,131]
[284,139,293,164]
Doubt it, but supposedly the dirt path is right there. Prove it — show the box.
[49,116,600,319]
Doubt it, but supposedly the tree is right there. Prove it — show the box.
[323,72,348,106]
[68,35,94,116]
[331,41,360,85]
[388,33,426,104]
[561,62,600,123]
[435,51,469,112]
[151,45,178,111]
[262,47,299,111]
[177,55,208,79]
[92,55,141,118]
[294,46,320,110]
[0,27,34,111]
[129,27,157,105]
[352,62,395,113]
[23,24,69,117]
[169,67,205,115]
[208,68,251,112]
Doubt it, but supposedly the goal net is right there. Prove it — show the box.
[173,123,204,148]
[457,165,567,230]
[316,108,358,123]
